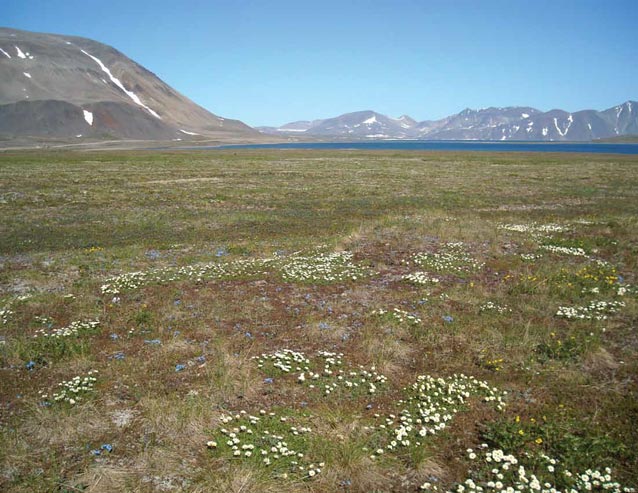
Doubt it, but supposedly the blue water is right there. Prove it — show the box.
[211,140,638,155]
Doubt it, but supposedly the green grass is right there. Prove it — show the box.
[0,149,637,492]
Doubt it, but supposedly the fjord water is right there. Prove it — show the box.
[215,140,638,154]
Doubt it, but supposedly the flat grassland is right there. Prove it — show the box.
[0,150,637,492]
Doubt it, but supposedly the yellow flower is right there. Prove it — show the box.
[518,429,525,436]
[515,416,520,423]
[535,438,543,444]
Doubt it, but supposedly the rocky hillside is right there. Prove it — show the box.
[0,27,260,143]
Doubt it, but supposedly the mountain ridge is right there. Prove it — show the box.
[259,101,638,142]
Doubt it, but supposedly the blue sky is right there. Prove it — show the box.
[4,0,637,126]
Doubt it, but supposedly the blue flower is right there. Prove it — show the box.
[196,355,206,364]
[110,333,119,340]
[114,352,125,360]
[442,315,454,323]
[245,332,253,339]
[318,322,330,330]
[144,339,161,345]
[175,364,186,372]
[101,444,113,453]
[145,249,161,260]
[91,449,101,456]
[264,377,274,384]
[26,361,36,370]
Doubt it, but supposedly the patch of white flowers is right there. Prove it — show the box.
[540,245,587,257]
[499,223,569,234]
[403,271,441,285]
[208,410,323,480]
[617,286,631,296]
[256,349,310,373]
[279,251,369,283]
[479,302,512,314]
[421,445,635,493]
[367,374,506,459]
[43,370,98,405]
[101,250,369,294]
[0,308,13,325]
[556,301,625,321]
[101,258,275,294]
[373,307,422,325]
[521,253,543,261]
[34,319,100,338]
[255,349,387,396]
[411,243,484,275]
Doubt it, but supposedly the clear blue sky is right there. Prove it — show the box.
[4,0,637,126]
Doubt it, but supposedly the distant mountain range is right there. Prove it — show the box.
[0,27,260,144]
[259,101,638,141]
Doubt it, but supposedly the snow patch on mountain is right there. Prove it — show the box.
[553,115,572,137]
[363,115,377,125]
[15,45,27,58]
[179,129,200,136]
[23,72,31,79]
[81,49,161,119]
[0,47,11,58]
[83,110,93,126]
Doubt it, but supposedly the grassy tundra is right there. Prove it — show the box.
[0,150,637,492]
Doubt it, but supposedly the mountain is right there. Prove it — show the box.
[263,101,638,141]
[0,27,260,143]
[259,111,418,139]
[413,106,541,140]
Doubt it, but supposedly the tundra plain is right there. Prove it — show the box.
[0,150,637,492]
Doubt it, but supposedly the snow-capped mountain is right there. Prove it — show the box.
[0,27,260,142]
[261,102,638,141]
[259,111,418,139]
